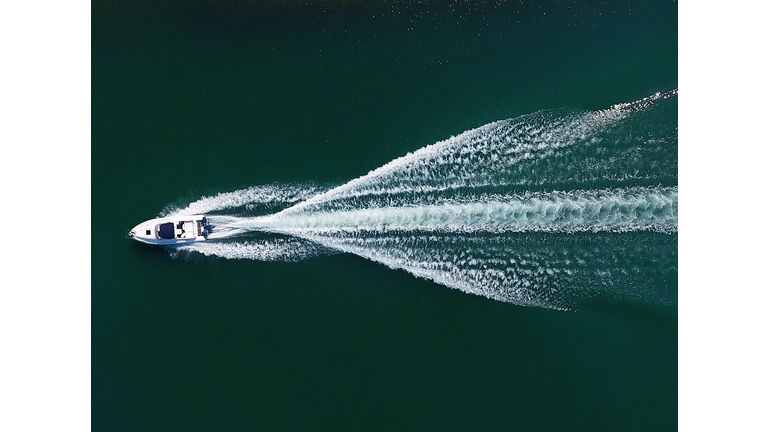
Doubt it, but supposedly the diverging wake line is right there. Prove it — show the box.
[165,91,678,310]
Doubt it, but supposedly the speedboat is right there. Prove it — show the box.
[127,214,214,245]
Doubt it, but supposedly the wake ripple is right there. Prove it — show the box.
[165,91,678,310]
[238,186,676,236]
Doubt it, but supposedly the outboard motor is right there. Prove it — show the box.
[199,217,213,238]
[202,222,214,238]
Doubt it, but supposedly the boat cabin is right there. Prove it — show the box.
[157,219,205,240]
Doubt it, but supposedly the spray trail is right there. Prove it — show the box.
[162,183,323,217]
[170,91,677,310]
[233,186,676,235]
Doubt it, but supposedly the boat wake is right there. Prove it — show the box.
[163,91,678,310]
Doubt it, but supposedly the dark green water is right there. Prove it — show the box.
[93,1,677,430]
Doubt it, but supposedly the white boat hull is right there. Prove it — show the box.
[127,214,212,245]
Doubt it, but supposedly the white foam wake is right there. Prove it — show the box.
[163,91,678,309]
[239,186,676,236]
[275,90,677,216]
[164,183,321,216]
[175,237,328,262]
[289,232,676,310]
